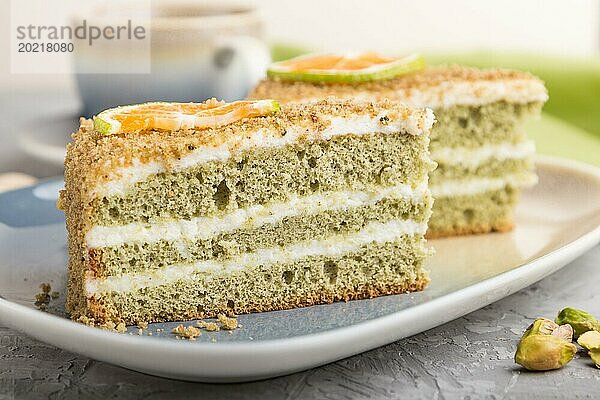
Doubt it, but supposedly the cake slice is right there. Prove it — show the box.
[249,53,548,237]
[58,98,436,325]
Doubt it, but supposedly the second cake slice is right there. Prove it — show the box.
[250,53,548,237]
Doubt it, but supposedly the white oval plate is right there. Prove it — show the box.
[1,156,599,382]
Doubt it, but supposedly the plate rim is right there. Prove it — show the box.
[1,155,599,382]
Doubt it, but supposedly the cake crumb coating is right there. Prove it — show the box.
[249,66,548,107]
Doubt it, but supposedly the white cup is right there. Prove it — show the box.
[73,2,271,116]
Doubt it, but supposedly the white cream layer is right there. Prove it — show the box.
[92,111,434,199]
[85,218,426,294]
[430,172,538,198]
[431,140,535,168]
[85,182,429,248]
[354,79,548,109]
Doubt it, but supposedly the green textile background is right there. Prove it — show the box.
[271,47,600,166]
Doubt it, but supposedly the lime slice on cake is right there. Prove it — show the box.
[267,52,426,83]
[94,99,280,135]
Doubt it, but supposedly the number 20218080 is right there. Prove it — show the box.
[18,42,74,53]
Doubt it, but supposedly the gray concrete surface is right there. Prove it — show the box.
[1,245,599,400]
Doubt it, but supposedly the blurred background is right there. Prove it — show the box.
[0,0,599,190]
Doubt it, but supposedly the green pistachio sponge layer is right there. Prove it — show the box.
[91,196,432,278]
[87,237,430,325]
[92,131,432,226]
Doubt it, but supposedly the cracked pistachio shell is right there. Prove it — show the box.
[555,308,600,338]
[577,330,600,350]
[522,318,559,339]
[590,349,600,367]
[515,335,577,371]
